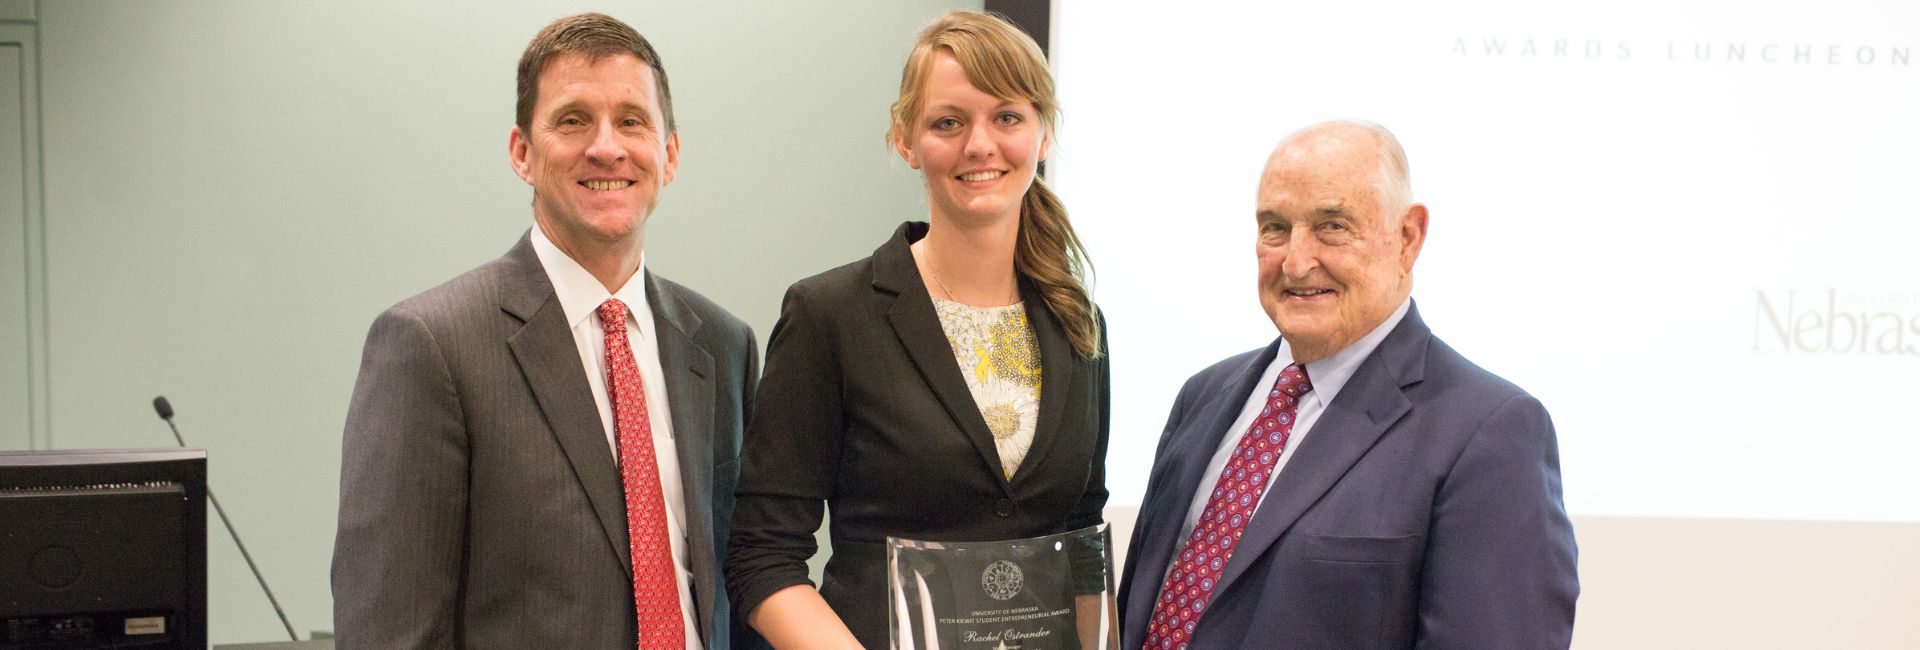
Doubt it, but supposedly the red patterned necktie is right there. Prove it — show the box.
[599,299,686,650]
[1144,363,1312,650]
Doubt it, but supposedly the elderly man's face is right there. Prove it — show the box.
[1254,130,1425,364]
[510,53,678,257]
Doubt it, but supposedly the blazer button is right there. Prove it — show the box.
[994,498,1015,517]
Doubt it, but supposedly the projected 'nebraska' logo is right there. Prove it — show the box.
[1753,290,1920,354]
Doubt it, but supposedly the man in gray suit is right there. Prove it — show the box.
[1118,121,1578,648]
[333,14,757,649]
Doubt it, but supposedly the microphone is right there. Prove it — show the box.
[152,396,299,642]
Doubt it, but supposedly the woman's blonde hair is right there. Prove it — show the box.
[887,11,1101,359]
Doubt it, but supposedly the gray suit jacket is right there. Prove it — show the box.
[1118,302,1578,649]
[333,233,758,649]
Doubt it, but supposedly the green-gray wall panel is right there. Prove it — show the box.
[40,1,976,643]
[1,42,24,449]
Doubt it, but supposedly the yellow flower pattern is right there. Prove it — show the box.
[932,298,1042,479]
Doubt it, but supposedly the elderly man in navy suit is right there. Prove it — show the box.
[1118,120,1578,649]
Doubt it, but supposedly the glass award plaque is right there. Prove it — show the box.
[887,523,1118,650]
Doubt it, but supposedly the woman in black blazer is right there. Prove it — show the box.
[727,11,1109,649]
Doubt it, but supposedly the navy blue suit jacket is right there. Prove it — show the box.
[1118,303,1578,649]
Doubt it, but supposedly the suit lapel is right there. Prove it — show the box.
[499,234,633,575]
[1124,343,1278,629]
[873,223,1014,493]
[1009,280,1073,488]
[1213,309,1430,596]
[646,271,721,637]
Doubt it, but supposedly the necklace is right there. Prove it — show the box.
[926,257,1016,306]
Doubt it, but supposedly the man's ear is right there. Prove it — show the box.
[893,126,919,169]
[661,131,681,185]
[1399,203,1429,270]
[508,125,533,183]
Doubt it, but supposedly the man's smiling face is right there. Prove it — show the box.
[1254,125,1425,364]
[510,52,678,255]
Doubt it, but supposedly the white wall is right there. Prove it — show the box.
[1570,516,1920,649]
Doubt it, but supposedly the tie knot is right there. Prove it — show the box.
[1279,362,1313,395]
[597,299,629,330]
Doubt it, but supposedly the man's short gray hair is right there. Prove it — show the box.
[1276,119,1414,222]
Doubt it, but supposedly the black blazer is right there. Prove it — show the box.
[727,222,1110,649]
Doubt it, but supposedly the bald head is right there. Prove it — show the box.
[1254,119,1428,363]
[1267,120,1413,222]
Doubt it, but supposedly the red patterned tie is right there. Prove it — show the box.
[599,299,686,650]
[1144,363,1312,650]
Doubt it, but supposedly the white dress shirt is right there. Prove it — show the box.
[530,227,703,650]
[1176,298,1414,549]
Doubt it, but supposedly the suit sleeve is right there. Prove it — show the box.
[728,321,772,650]
[742,329,760,450]
[1065,310,1112,532]
[1415,393,1579,649]
[726,283,844,618]
[331,306,469,649]
[1063,312,1113,596]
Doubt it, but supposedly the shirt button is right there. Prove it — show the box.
[994,498,1015,517]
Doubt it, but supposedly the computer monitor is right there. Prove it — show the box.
[0,448,207,649]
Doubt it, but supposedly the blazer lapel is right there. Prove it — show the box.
[1124,342,1278,628]
[872,223,1013,493]
[499,234,633,575]
[645,271,721,635]
[1213,309,1430,596]
[1009,281,1073,488]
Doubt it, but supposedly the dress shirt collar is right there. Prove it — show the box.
[528,227,653,332]
[1276,297,1412,412]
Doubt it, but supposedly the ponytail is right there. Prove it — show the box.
[1015,178,1101,359]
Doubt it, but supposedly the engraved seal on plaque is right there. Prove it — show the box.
[980,559,1025,601]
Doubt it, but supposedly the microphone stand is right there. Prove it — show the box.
[153,396,299,642]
